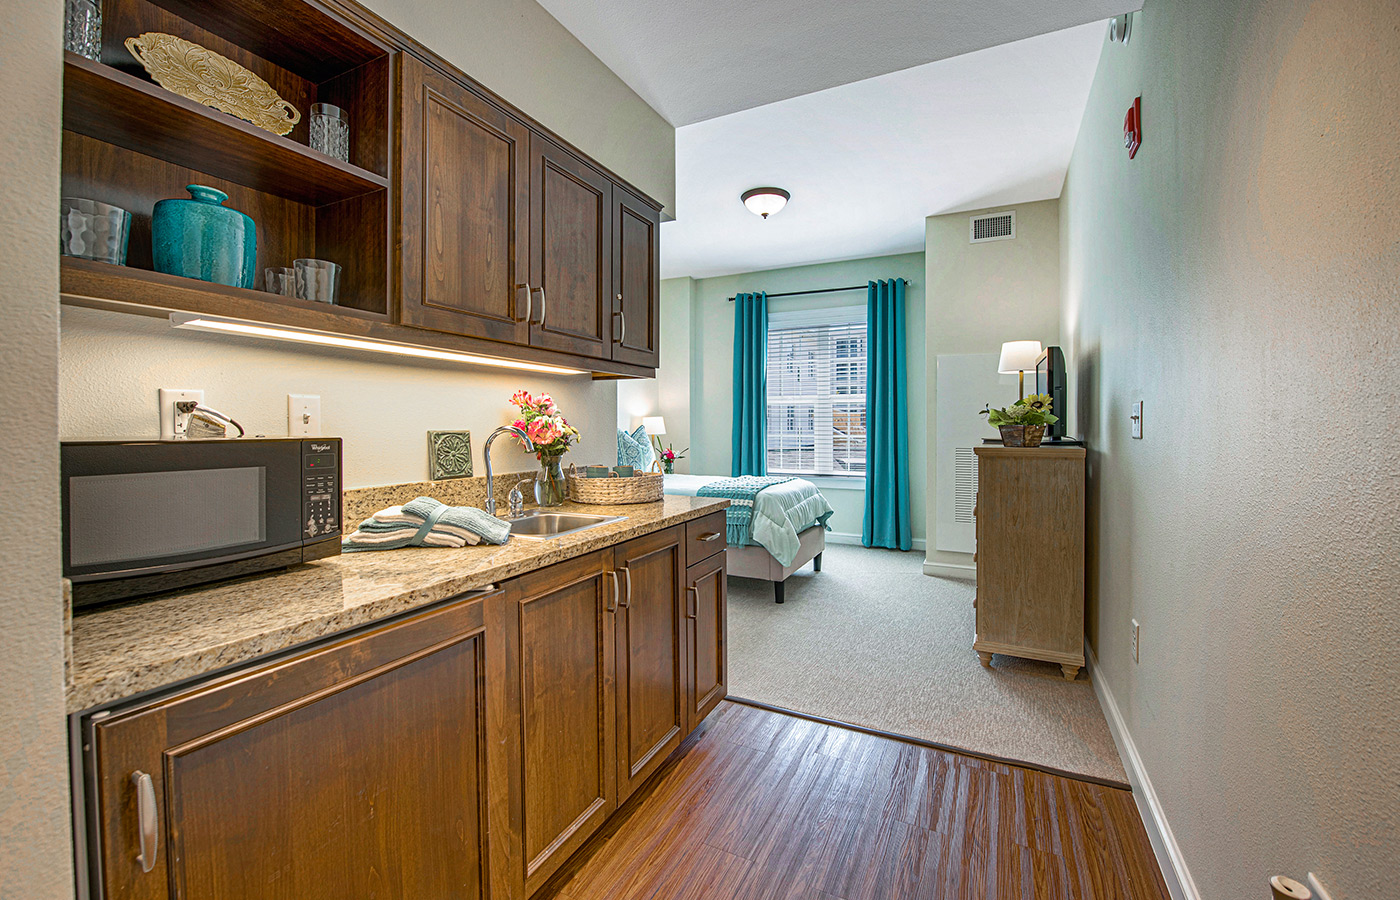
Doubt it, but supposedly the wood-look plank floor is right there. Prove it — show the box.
[537,701,1169,900]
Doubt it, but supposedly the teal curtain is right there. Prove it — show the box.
[731,291,768,476]
[863,279,912,550]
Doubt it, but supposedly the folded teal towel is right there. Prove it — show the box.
[403,497,512,545]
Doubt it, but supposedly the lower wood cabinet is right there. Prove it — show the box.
[79,522,727,900]
[82,589,502,900]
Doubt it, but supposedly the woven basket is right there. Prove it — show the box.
[998,424,1046,447]
[566,461,665,505]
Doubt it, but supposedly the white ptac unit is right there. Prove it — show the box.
[934,353,1021,554]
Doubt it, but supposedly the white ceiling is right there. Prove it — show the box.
[660,23,1107,279]
[534,0,1130,126]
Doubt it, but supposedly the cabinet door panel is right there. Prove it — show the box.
[686,551,728,732]
[529,135,610,359]
[399,55,529,343]
[613,528,685,803]
[611,185,660,367]
[505,551,616,895]
[88,594,496,900]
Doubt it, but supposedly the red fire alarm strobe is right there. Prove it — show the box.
[1124,96,1142,159]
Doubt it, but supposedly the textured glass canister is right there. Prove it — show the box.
[309,103,350,162]
[65,0,102,61]
[61,198,131,265]
[152,185,257,289]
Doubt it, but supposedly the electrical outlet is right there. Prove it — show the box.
[1131,619,1141,663]
[1131,400,1143,439]
[159,388,204,438]
[288,394,321,436]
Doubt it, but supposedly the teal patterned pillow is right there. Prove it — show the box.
[617,425,656,470]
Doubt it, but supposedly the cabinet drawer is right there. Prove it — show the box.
[685,511,728,567]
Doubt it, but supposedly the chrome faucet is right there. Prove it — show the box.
[484,426,534,517]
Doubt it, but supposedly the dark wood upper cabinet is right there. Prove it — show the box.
[83,590,500,900]
[527,135,612,360]
[611,184,661,368]
[611,527,686,804]
[397,54,531,343]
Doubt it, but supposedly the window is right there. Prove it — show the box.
[766,307,867,476]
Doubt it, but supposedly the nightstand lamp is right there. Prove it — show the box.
[998,341,1043,401]
[642,416,667,455]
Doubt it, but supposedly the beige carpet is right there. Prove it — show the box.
[726,544,1128,785]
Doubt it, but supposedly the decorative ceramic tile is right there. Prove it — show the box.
[428,430,473,480]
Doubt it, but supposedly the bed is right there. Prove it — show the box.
[664,474,834,603]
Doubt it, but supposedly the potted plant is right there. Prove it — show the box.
[980,394,1060,447]
[509,390,580,506]
[658,443,687,474]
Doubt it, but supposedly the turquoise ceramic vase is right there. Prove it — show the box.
[151,185,256,288]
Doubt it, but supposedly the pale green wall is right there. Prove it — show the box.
[924,199,1061,574]
[1061,1,1398,898]
[0,1,73,896]
[685,254,928,544]
[360,0,674,212]
[617,276,693,463]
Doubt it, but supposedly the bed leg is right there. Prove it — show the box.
[813,552,822,573]
[774,580,785,604]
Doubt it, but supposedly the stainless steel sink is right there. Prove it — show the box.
[506,510,626,540]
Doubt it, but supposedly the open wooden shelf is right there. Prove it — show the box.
[63,52,389,207]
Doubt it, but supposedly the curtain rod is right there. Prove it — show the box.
[727,278,910,302]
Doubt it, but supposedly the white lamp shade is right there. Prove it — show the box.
[642,416,667,436]
[997,341,1043,374]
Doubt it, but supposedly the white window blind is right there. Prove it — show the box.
[766,307,867,476]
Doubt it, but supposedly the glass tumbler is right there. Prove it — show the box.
[294,259,342,304]
[264,267,296,296]
[65,0,102,61]
[308,103,350,163]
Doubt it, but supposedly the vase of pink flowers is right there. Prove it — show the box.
[659,443,687,474]
[509,390,580,507]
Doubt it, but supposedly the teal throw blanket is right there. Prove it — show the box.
[696,475,796,546]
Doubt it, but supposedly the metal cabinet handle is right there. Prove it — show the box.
[614,295,627,344]
[131,771,158,874]
[616,566,632,608]
[697,532,722,542]
[516,283,533,324]
[606,571,619,612]
[686,586,698,620]
[534,285,547,328]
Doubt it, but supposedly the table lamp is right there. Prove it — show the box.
[642,416,666,455]
[998,341,1042,400]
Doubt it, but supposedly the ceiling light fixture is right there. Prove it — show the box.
[741,187,790,219]
[169,314,587,375]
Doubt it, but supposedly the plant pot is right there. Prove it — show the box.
[152,184,257,288]
[998,424,1046,447]
[535,454,567,507]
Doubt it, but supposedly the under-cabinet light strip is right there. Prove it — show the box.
[169,314,587,375]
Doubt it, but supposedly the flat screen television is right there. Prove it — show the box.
[1035,346,1067,440]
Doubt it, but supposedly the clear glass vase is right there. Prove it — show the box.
[535,454,567,507]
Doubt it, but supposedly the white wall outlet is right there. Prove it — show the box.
[288,394,321,436]
[1131,400,1143,439]
[1131,618,1141,663]
[159,388,204,439]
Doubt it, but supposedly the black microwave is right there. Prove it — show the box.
[62,437,342,609]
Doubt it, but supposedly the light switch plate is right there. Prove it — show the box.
[159,388,203,438]
[288,394,321,436]
[1131,400,1143,439]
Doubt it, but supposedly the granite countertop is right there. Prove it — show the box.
[68,496,728,713]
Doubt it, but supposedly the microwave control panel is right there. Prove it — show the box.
[302,440,341,540]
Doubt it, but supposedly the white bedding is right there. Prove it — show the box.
[663,474,834,567]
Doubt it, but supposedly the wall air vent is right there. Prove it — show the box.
[953,447,979,524]
[969,211,1016,243]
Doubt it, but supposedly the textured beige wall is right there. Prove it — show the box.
[361,0,675,212]
[1060,1,1399,897]
[924,199,1061,571]
[61,307,618,488]
[687,253,928,543]
[0,2,75,897]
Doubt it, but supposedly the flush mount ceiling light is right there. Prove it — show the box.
[741,187,790,219]
[169,314,587,375]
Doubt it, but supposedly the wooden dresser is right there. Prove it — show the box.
[973,446,1086,680]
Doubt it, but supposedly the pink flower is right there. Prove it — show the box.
[510,389,534,409]
[526,418,562,446]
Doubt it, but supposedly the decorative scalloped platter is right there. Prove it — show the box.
[125,32,302,136]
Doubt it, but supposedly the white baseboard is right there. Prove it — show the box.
[922,561,976,580]
[825,532,927,551]
[1084,642,1199,900]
